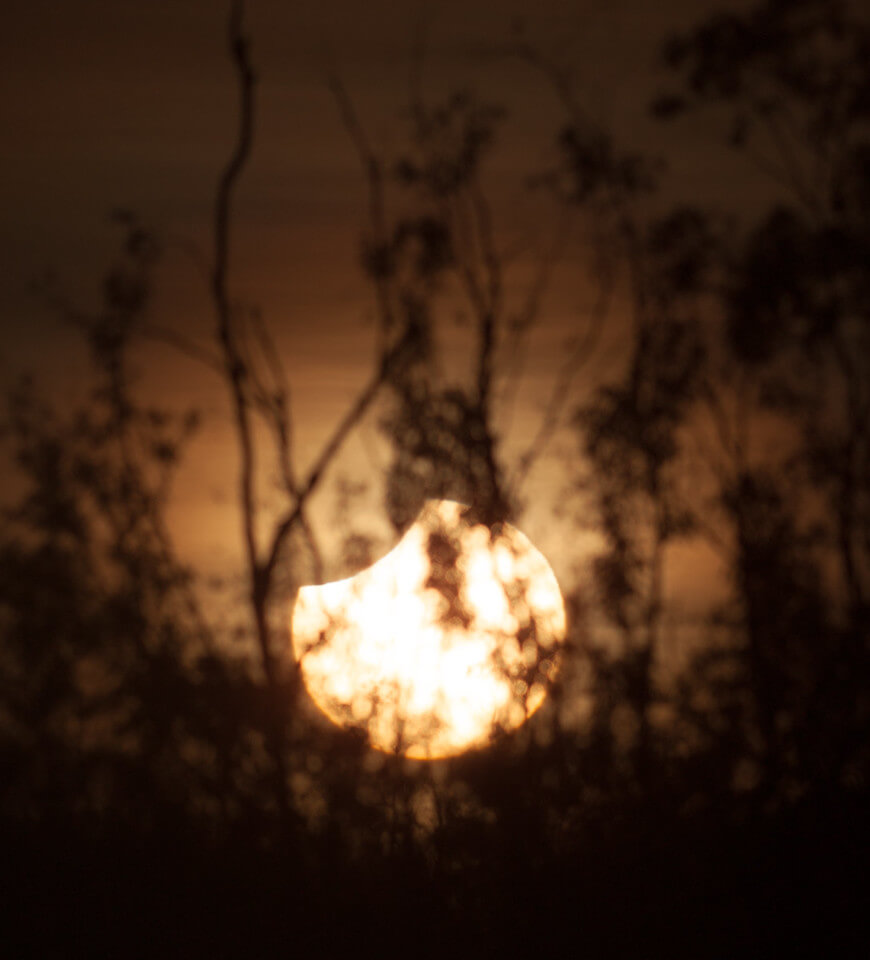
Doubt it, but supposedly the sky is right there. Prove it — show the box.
[0,0,759,602]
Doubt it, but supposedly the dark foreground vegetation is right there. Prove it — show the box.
[5,792,867,957]
[2,0,868,955]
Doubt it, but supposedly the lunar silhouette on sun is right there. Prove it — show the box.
[291,500,566,759]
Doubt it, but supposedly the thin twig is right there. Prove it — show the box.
[213,0,260,621]
[261,334,408,587]
[511,260,613,490]
[329,74,394,340]
[140,323,225,374]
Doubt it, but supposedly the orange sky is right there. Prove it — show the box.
[1,0,760,625]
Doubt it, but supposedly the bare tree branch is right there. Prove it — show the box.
[260,333,411,588]
[213,0,260,622]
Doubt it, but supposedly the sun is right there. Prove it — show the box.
[291,500,566,759]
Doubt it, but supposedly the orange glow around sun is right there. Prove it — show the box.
[291,500,566,759]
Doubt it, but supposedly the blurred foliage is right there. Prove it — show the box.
[1,0,869,953]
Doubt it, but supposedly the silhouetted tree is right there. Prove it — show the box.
[2,0,869,953]
[654,0,870,800]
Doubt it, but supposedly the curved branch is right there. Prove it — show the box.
[212,0,261,642]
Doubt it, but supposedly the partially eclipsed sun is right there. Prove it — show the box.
[291,500,566,759]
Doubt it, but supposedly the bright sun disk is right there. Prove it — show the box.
[291,500,566,759]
